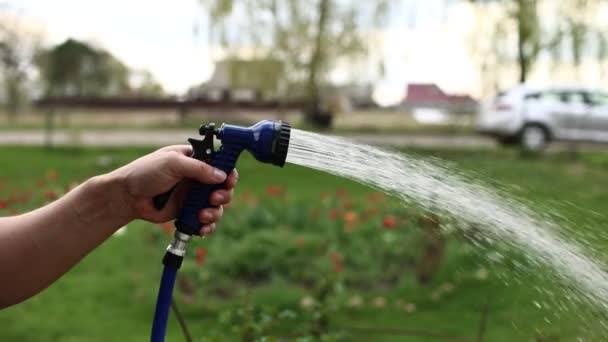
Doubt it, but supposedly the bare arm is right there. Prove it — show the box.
[0,145,238,308]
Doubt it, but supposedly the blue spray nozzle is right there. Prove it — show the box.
[217,120,291,167]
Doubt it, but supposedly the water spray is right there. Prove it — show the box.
[150,120,291,342]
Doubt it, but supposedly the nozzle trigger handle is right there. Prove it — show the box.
[152,139,212,211]
[174,144,242,236]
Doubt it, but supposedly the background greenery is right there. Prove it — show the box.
[1,146,608,341]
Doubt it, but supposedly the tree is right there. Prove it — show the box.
[0,9,40,120]
[549,0,605,80]
[200,0,390,128]
[469,0,540,84]
[513,0,540,83]
[129,69,165,97]
[468,2,512,96]
[469,0,606,86]
[35,39,130,97]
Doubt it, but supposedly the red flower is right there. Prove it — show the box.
[341,200,353,210]
[328,208,341,220]
[343,211,357,224]
[335,188,348,198]
[383,215,397,229]
[330,252,343,273]
[266,185,285,197]
[195,247,207,266]
[0,200,8,209]
[45,190,58,201]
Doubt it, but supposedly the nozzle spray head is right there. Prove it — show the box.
[214,120,291,167]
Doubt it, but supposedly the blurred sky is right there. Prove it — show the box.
[6,0,479,105]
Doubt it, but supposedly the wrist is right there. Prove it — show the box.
[80,172,136,227]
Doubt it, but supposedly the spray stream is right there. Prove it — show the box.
[286,129,608,318]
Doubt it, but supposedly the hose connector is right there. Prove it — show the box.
[162,231,192,270]
[166,231,192,257]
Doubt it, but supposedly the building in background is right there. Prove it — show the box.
[187,58,378,113]
[402,83,479,114]
[187,58,285,101]
[331,83,377,109]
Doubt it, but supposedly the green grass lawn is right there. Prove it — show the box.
[1,146,608,341]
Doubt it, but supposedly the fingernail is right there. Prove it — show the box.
[214,168,227,181]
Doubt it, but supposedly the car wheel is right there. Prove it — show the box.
[520,125,548,152]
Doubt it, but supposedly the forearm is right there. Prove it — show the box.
[0,145,235,309]
[0,173,133,308]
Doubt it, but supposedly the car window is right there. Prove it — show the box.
[524,92,541,100]
[562,92,586,104]
[535,91,562,103]
[587,92,608,105]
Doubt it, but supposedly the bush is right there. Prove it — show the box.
[160,187,483,301]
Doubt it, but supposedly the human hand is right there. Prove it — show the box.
[109,145,238,236]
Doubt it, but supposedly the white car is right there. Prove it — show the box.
[477,85,608,151]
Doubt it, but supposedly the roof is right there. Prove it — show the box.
[403,83,478,108]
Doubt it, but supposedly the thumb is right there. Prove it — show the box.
[170,153,227,184]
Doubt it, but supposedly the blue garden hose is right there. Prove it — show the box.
[149,120,291,342]
[150,266,177,342]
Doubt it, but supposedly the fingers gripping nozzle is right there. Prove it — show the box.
[173,120,291,236]
[151,124,217,211]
